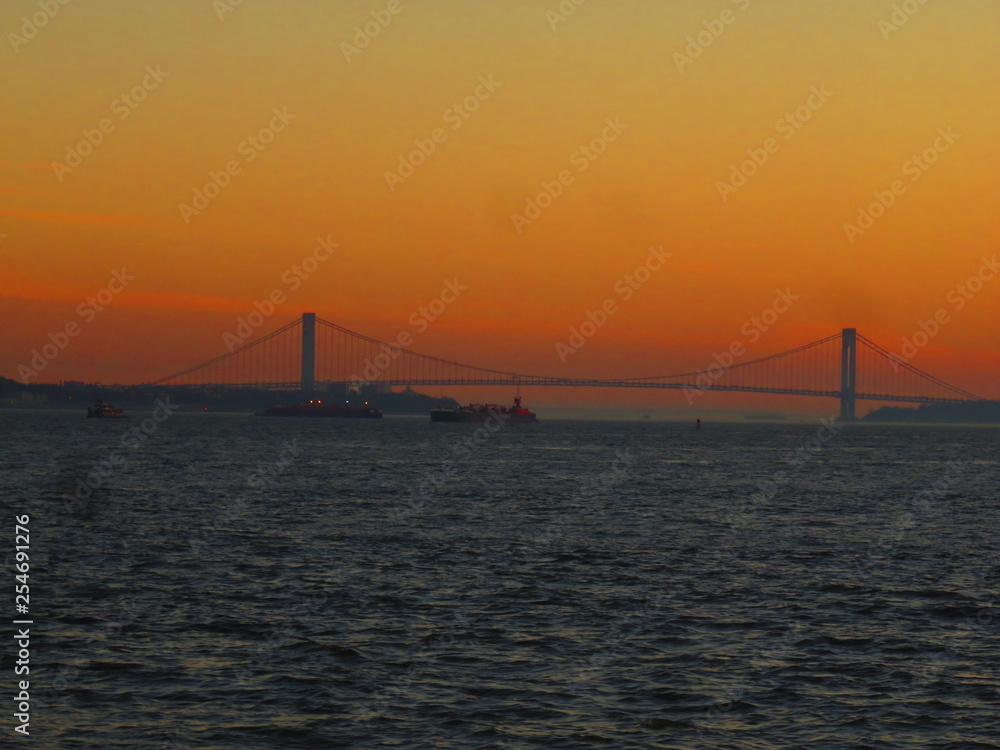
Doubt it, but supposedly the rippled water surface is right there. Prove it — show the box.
[2,410,998,749]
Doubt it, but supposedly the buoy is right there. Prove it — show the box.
[696,419,701,429]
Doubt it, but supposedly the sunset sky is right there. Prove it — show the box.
[2,0,998,413]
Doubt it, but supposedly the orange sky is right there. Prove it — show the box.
[2,0,998,412]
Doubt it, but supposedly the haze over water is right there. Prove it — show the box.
[4,410,998,748]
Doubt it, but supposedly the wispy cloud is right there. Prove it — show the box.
[0,186,49,195]
[0,272,261,315]
[0,208,188,232]
[0,160,57,171]
[676,260,723,276]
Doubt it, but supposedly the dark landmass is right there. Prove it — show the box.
[863,401,1000,424]
[7,375,997,423]
[0,377,459,415]
[353,386,460,415]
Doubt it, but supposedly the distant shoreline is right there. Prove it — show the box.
[3,405,999,427]
[862,402,1000,424]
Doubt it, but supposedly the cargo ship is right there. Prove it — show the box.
[430,396,537,423]
[87,398,128,418]
[256,399,383,419]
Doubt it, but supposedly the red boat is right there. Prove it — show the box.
[256,399,382,419]
[430,396,537,423]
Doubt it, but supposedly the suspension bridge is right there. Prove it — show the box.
[149,313,990,420]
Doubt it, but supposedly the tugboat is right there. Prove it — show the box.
[256,399,383,419]
[430,395,537,423]
[87,398,127,418]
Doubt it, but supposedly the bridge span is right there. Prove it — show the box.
[151,313,989,420]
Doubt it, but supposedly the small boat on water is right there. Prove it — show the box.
[87,399,127,418]
[430,396,537,423]
[256,399,383,419]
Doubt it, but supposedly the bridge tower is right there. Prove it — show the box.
[301,312,316,393]
[840,328,857,421]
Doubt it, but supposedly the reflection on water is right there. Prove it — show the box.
[2,410,997,749]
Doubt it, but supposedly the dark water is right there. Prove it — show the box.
[1,409,998,749]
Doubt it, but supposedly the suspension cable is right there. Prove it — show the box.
[149,319,301,385]
[856,334,984,401]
